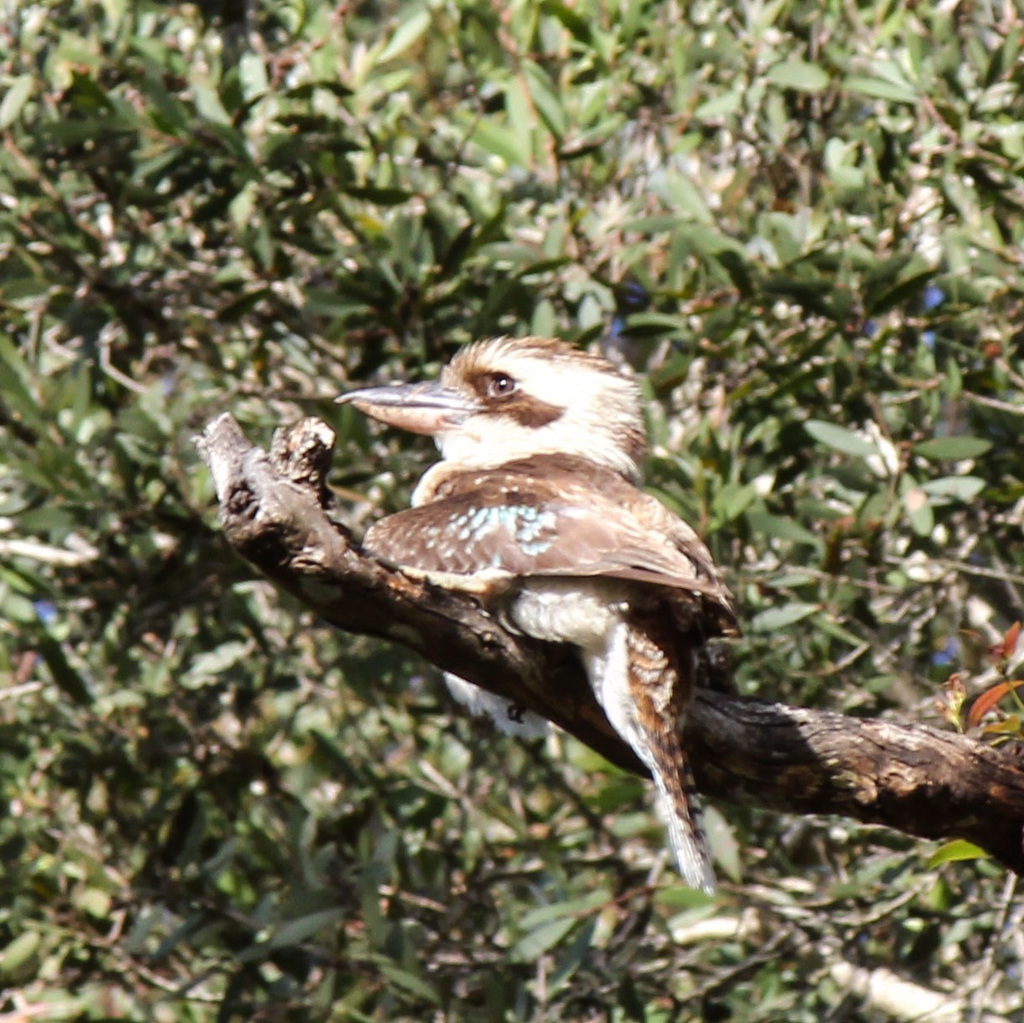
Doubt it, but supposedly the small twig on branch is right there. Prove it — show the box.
[197,414,1024,876]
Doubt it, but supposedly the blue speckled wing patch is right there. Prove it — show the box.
[448,505,558,557]
[365,496,563,575]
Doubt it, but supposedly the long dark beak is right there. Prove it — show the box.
[336,381,480,436]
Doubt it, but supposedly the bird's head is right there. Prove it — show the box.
[339,337,647,483]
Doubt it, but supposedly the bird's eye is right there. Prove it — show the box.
[487,373,516,398]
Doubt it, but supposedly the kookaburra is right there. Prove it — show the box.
[339,337,739,893]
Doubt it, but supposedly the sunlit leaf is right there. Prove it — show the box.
[750,602,820,632]
[967,680,1024,728]
[805,420,878,458]
[0,931,41,978]
[377,8,431,63]
[471,116,528,167]
[523,60,567,139]
[845,74,918,105]
[2,0,1023,1017]
[918,476,986,502]
[914,437,993,461]
[767,61,830,93]
[1000,622,1022,662]
[510,917,577,961]
[746,513,823,549]
[927,840,988,868]
[0,73,33,128]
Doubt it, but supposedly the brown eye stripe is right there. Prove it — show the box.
[502,394,562,428]
[466,369,562,427]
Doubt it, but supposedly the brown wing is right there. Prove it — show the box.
[363,456,738,636]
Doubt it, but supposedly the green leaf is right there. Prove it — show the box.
[927,840,987,868]
[865,260,937,316]
[705,806,742,883]
[663,171,713,223]
[238,52,268,101]
[914,437,993,461]
[749,602,820,632]
[266,908,346,950]
[371,963,438,1004]
[548,919,596,991]
[903,486,934,535]
[343,186,414,205]
[182,641,252,687]
[623,311,688,337]
[694,90,742,121]
[845,75,918,105]
[622,215,681,234]
[505,76,534,167]
[918,476,986,502]
[471,116,528,168]
[0,73,34,129]
[0,931,41,977]
[511,916,576,961]
[746,513,823,549]
[805,420,878,458]
[36,631,92,706]
[523,61,567,138]
[377,8,430,64]
[542,0,593,43]
[518,890,610,931]
[767,61,830,93]
[74,886,113,919]
[712,481,758,523]
[0,336,47,435]
[814,616,869,649]
[191,82,231,124]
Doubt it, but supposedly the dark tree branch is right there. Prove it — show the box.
[197,414,1024,876]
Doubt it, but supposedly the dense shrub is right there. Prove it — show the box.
[1,0,1022,1019]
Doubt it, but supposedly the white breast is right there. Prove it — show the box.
[506,580,643,761]
[504,577,628,651]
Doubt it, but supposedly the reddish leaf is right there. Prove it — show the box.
[967,679,1024,729]
[1001,621,1022,662]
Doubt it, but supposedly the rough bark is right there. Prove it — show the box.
[197,414,1024,876]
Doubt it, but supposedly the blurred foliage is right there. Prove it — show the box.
[1,0,1023,1019]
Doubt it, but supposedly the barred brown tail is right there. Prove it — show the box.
[624,620,717,894]
[649,735,716,894]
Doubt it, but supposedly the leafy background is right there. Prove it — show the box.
[1,0,1023,1019]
